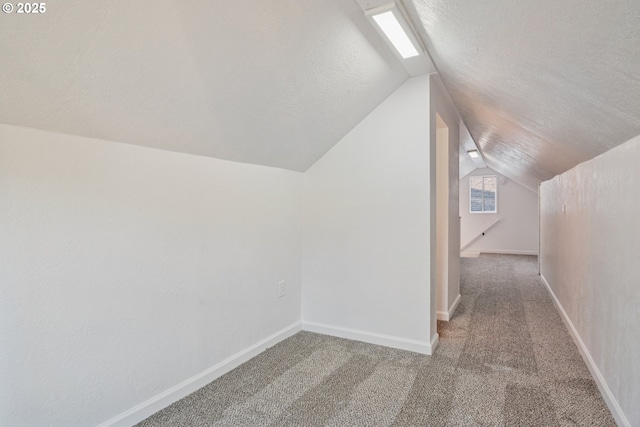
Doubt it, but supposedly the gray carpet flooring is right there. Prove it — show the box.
[136,254,616,426]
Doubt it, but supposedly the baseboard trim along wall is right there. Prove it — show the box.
[437,293,461,322]
[460,250,481,258]
[469,249,539,256]
[430,332,439,353]
[540,275,630,427]
[302,321,433,355]
[97,322,303,427]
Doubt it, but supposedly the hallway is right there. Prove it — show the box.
[446,254,615,425]
[137,254,615,426]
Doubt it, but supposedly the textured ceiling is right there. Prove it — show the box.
[459,123,486,179]
[5,0,635,185]
[411,0,640,190]
[0,0,409,171]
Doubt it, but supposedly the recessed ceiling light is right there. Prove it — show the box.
[366,4,421,60]
[468,150,480,158]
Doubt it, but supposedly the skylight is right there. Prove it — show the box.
[371,11,419,59]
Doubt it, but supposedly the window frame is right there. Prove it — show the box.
[469,175,498,214]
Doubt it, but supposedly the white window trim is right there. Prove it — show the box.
[469,175,498,214]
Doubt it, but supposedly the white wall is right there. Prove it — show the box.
[540,134,640,427]
[431,76,461,323]
[460,167,538,255]
[302,77,434,353]
[436,125,450,318]
[0,125,303,427]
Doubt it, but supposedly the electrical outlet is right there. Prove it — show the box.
[278,280,285,298]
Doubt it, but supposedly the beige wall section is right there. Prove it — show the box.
[430,75,461,324]
[436,124,450,318]
[540,134,640,427]
[460,167,538,255]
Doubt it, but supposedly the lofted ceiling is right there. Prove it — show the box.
[459,123,486,179]
[0,0,411,171]
[411,0,640,191]
[2,1,638,186]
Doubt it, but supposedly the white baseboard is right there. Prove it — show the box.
[470,249,538,256]
[437,293,461,321]
[430,332,439,353]
[302,321,433,355]
[460,250,480,258]
[97,322,302,427]
[540,275,630,427]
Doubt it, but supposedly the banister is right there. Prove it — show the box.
[461,218,503,250]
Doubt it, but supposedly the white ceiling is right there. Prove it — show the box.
[412,0,640,191]
[0,0,409,171]
[459,123,486,179]
[3,0,638,185]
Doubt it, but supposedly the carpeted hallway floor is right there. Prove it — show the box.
[137,254,616,426]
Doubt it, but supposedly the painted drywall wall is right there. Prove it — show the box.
[460,167,538,255]
[302,77,433,353]
[0,125,303,427]
[540,134,640,427]
[436,125,450,318]
[431,76,461,323]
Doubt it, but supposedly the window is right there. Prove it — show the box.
[470,175,497,213]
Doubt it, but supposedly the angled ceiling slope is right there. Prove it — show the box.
[459,123,486,179]
[0,0,411,171]
[411,0,640,190]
